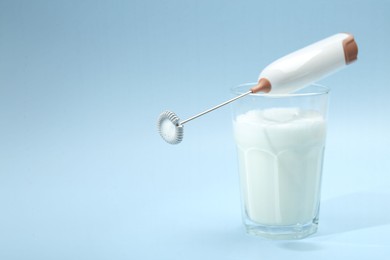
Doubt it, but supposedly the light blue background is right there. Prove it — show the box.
[1,0,389,259]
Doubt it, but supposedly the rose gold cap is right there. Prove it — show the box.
[343,34,358,64]
[250,78,271,93]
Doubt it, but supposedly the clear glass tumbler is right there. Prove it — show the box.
[231,83,330,239]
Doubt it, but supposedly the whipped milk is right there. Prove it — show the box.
[233,108,326,226]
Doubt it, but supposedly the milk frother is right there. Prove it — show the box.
[157,33,358,144]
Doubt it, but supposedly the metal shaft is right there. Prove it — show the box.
[179,91,252,125]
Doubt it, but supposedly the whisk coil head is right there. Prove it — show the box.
[157,110,183,144]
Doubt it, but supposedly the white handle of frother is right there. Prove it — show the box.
[252,33,358,94]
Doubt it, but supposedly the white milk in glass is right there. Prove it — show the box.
[233,108,326,226]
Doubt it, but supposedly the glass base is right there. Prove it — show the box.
[244,220,318,240]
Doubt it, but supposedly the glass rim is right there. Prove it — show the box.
[231,83,330,97]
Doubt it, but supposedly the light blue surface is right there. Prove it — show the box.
[1,0,390,259]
